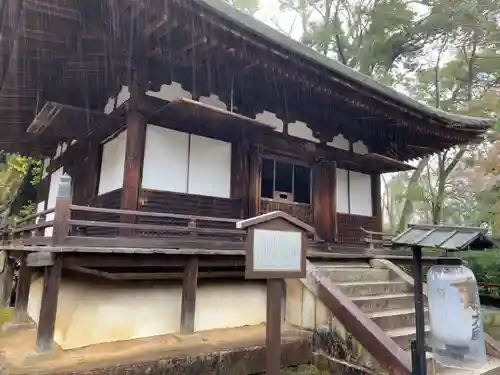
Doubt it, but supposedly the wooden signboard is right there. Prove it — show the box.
[237,211,315,375]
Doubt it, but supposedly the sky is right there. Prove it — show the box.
[254,1,304,39]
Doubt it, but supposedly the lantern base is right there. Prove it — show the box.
[441,344,470,360]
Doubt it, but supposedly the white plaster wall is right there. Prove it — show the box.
[36,201,46,227]
[199,94,227,110]
[142,125,189,193]
[285,279,331,330]
[188,135,231,198]
[27,277,267,350]
[336,168,349,214]
[288,121,319,143]
[353,140,369,155]
[147,82,192,102]
[349,171,372,216]
[98,131,127,195]
[336,169,372,216]
[47,168,63,210]
[255,111,284,132]
[45,168,63,237]
[285,279,378,369]
[328,134,350,150]
[36,201,46,214]
[142,126,231,198]
[42,158,50,179]
[104,86,131,114]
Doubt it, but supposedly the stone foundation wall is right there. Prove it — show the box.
[27,276,268,350]
[285,279,379,372]
[0,338,312,375]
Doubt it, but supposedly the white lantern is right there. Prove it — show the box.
[427,258,486,370]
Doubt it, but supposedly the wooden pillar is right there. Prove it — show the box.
[180,256,198,334]
[371,174,382,232]
[35,174,71,352]
[266,279,283,375]
[121,110,147,218]
[231,138,250,218]
[312,161,337,243]
[14,253,31,323]
[85,143,101,202]
[0,252,14,307]
[248,144,262,217]
[36,254,62,353]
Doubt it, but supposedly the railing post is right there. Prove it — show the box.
[187,218,197,238]
[52,174,72,246]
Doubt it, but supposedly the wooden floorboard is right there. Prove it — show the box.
[0,244,451,261]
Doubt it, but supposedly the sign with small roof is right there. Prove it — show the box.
[391,223,497,375]
[236,211,315,279]
[392,223,496,251]
[237,211,315,375]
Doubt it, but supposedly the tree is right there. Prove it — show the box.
[0,155,36,225]
[224,0,260,14]
[271,0,499,231]
[387,0,500,229]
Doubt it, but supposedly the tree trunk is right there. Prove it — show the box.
[396,157,429,233]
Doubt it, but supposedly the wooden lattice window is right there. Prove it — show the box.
[261,158,311,204]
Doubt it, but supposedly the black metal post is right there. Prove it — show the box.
[412,245,427,375]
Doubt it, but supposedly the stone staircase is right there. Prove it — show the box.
[312,261,500,375]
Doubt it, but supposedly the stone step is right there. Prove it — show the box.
[368,307,429,330]
[327,268,393,283]
[312,262,371,269]
[429,357,500,375]
[387,325,431,350]
[338,280,411,298]
[351,293,414,313]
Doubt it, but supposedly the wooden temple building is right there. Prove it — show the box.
[0,0,491,372]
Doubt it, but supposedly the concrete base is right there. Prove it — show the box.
[0,324,311,375]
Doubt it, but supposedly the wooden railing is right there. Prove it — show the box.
[1,208,55,245]
[361,227,393,250]
[1,196,246,251]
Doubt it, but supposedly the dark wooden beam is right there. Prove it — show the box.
[14,253,32,323]
[36,254,63,353]
[63,254,245,268]
[180,256,199,334]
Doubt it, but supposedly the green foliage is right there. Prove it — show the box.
[272,0,500,231]
[462,251,500,296]
[224,0,260,14]
[0,155,40,223]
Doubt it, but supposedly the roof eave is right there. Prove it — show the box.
[195,0,492,133]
